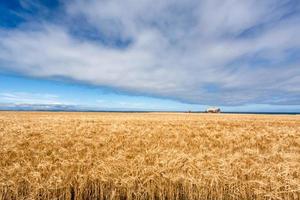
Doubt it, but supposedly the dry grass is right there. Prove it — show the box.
[0,112,299,200]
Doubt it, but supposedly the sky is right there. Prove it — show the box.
[0,0,300,112]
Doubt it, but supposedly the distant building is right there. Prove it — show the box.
[205,107,221,113]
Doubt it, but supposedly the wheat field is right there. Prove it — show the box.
[0,112,299,200]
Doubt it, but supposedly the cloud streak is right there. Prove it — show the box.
[0,0,299,106]
[0,92,61,104]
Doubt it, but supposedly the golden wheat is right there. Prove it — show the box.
[0,112,299,200]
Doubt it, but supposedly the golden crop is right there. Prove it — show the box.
[0,112,299,200]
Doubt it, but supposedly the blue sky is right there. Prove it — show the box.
[0,0,300,112]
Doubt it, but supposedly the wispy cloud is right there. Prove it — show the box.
[0,0,299,106]
[0,92,61,104]
[0,103,78,111]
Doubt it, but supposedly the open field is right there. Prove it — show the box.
[0,112,299,200]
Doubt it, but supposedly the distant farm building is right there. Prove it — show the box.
[206,107,221,113]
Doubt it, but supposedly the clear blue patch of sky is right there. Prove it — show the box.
[0,0,64,30]
[0,0,25,28]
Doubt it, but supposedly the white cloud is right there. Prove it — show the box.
[0,0,299,105]
[0,92,62,104]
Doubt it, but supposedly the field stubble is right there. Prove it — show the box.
[0,112,299,200]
